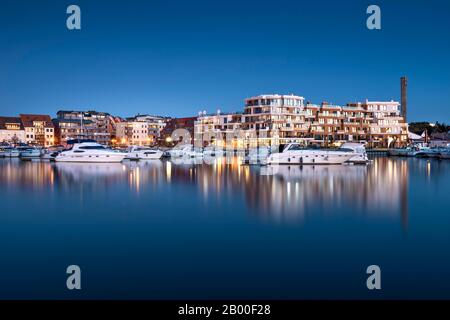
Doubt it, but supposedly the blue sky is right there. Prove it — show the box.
[0,0,449,122]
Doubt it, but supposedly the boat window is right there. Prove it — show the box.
[73,150,85,153]
[287,144,305,151]
[79,146,106,150]
[337,148,354,152]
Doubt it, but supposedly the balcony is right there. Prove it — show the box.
[318,113,344,118]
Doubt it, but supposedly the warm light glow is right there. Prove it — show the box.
[166,137,173,143]
[166,161,172,181]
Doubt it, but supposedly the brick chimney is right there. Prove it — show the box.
[400,76,407,121]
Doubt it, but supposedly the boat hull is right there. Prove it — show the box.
[347,154,369,164]
[439,152,450,160]
[388,149,410,157]
[20,150,42,159]
[4,151,20,157]
[267,152,354,165]
[126,150,163,160]
[55,154,126,163]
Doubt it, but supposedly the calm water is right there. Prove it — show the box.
[0,157,449,299]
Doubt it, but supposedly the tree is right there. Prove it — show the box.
[408,122,449,135]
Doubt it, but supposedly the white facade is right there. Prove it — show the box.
[116,121,150,146]
[133,115,166,142]
[0,128,26,144]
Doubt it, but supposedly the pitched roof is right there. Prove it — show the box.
[0,116,24,130]
[19,114,54,128]
[431,132,450,141]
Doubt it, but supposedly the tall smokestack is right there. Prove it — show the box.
[401,76,407,122]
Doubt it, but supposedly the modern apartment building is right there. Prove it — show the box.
[0,116,26,144]
[54,110,115,145]
[115,121,151,146]
[345,100,408,147]
[194,95,408,148]
[130,114,167,144]
[19,114,55,147]
[194,112,243,148]
[160,117,197,146]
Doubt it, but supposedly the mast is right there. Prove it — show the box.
[81,112,84,138]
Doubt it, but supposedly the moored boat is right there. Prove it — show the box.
[0,146,20,157]
[19,147,42,159]
[125,146,163,160]
[438,149,450,160]
[266,143,354,165]
[55,142,126,163]
[168,144,192,158]
[41,146,64,161]
[414,148,441,158]
[339,142,369,164]
[168,144,203,158]
[388,147,412,157]
[242,147,270,165]
[203,146,224,158]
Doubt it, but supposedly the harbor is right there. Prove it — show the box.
[1,139,449,163]
[1,0,450,305]
[0,154,449,299]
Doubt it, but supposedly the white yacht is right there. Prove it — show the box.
[266,143,354,165]
[388,146,414,157]
[0,146,20,157]
[439,149,450,160]
[41,146,64,161]
[187,147,204,158]
[243,147,270,165]
[203,146,224,158]
[339,142,369,164]
[406,146,430,157]
[126,146,163,160]
[55,142,126,163]
[168,144,203,158]
[19,147,42,159]
[168,144,192,158]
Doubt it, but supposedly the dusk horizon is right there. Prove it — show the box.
[1,0,449,122]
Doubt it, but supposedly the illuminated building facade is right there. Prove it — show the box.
[195,94,408,148]
[19,114,55,147]
[0,117,26,144]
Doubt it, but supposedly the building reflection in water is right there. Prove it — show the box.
[0,157,414,225]
[158,157,410,226]
[256,158,409,226]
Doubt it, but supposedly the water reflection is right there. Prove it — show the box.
[2,157,446,225]
[258,159,409,224]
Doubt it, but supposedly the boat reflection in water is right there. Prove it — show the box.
[159,157,410,225]
[256,159,409,225]
[0,157,411,224]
